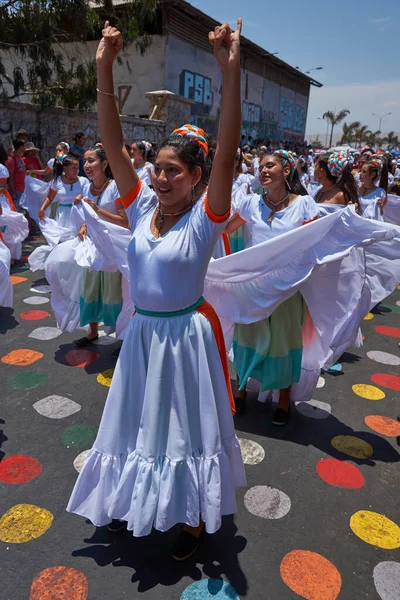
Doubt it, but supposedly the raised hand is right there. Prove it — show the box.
[208,18,242,73]
[85,198,99,213]
[96,21,123,67]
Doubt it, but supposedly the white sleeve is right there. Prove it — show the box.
[236,193,258,223]
[120,180,157,231]
[302,195,319,222]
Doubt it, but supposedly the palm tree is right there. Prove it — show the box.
[323,109,350,147]
[354,125,369,147]
[364,130,382,148]
[340,121,360,145]
[383,131,399,150]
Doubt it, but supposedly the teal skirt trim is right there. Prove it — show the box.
[135,296,204,317]
[80,270,122,327]
[228,226,245,254]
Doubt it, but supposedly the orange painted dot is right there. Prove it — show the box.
[0,455,42,484]
[281,550,342,600]
[65,349,99,368]
[20,310,50,321]
[371,373,400,391]
[365,415,400,437]
[375,326,400,338]
[10,275,27,285]
[30,566,88,600]
[1,349,43,366]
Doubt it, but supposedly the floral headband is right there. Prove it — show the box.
[171,124,209,157]
[367,156,383,177]
[141,140,152,152]
[274,150,296,176]
[55,153,68,164]
[327,152,351,178]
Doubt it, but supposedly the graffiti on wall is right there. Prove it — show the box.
[179,70,213,112]
[280,98,306,133]
[242,101,278,142]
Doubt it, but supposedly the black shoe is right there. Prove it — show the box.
[107,519,127,533]
[272,406,290,426]
[74,335,99,347]
[234,391,247,416]
[172,530,203,561]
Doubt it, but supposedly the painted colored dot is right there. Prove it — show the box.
[33,395,81,419]
[23,296,49,305]
[316,377,325,389]
[364,312,374,320]
[0,455,42,484]
[10,275,27,285]
[371,374,400,392]
[373,561,400,600]
[295,399,331,420]
[244,485,291,519]
[73,450,91,473]
[327,363,342,373]
[20,310,50,321]
[376,326,400,338]
[352,384,385,400]
[280,550,342,600]
[1,349,43,366]
[0,504,53,543]
[380,304,400,314]
[350,511,400,549]
[97,368,114,387]
[62,424,98,449]
[316,458,364,489]
[30,285,52,294]
[180,579,239,600]
[92,332,117,346]
[365,416,400,437]
[28,327,62,341]
[397,300,400,307]
[367,351,400,366]
[65,349,99,368]
[9,371,48,390]
[331,435,373,459]
[238,438,265,465]
[30,566,88,600]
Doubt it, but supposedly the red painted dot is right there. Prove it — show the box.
[0,455,42,484]
[375,326,400,338]
[20,310,50,321]
[316,458,365,489]
[65,349,99,368]
[371,373,400,391]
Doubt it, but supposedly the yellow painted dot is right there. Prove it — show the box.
[364,312,374,321]
[96,368,114,388]
[331,435,373,459]
[0,504,53,543]
[352,384,385,401]
[350,510,400,549]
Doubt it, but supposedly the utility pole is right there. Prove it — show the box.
[372,112,391,132]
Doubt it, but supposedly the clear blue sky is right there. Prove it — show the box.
[189,0,400,137]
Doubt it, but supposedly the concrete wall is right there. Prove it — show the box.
[0,101,165,162]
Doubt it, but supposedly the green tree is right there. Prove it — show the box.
[0,0,160,110]
[364,129,382,148]
[340,121,360,146]
[353,124,369,147]
[383,131,399,150]
[322,109,350,148]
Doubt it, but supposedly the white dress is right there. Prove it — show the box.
[132,162,154,187]
[50,176,89,231]
[0,164,29,259]
[359,187,386,221]
[67,180,246,536]
[0,236,12,307]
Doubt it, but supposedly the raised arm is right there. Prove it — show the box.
[207,19,242,216]
[96,22,138,199]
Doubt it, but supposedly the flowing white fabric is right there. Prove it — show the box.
[0,239,12,307]
[29,217,73,271]
[0,200,29,259]
[384,194,400,225]
[19,176,51,222]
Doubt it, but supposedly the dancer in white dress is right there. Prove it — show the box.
[67,19,245,560]
[359,156,388,221]
[130,141,154,186]
[0,164,29,262]
[313,152,359,212]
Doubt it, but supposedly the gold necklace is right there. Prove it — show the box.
[62,175,78,191]
[263,191,290,222]
[154,201,193,238]
[91,178,109,194]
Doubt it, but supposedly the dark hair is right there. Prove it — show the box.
[159,135,206,177]
[13,138,26,151]
[298,158,308,175]
[85,145,113,179]
[366,158,388,193]
[73,132,85,141]
[234,147,243,176]
[389,182,400,196]
[316,153,359,206]
[53,154,79,178]
[133,141,154,164]
[268,154,308,196]
[0,142,7,165]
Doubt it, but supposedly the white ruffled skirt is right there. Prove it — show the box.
[67,310,246,537]
[0,239,12,307]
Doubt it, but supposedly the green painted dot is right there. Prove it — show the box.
[12,265,30,273]
[380,304,400,314]
[61,424,98,449]
[9,371,48,390]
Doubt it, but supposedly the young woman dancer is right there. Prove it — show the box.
[130,141,154,185]
[74,144,128,347]
[314,152,359,212]
[359,156,388,221]
[67,19,245,560]
[225,150,318,424]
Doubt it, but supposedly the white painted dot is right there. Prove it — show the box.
[23,296,50,305]
[30,285,52,294]
[92,331,117,346]
[373,561,400,600]
[367,351,400,367]
[316,376,326,388]
[33,395,81,419]
[295,399,332,419]
[238,438,265,465]
[396,301,400,308]
[28,327,63,341]
[244,485,291,519]
[73,449,91,473]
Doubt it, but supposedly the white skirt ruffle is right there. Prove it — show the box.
[0,240,12,307]
[67,310,246,537]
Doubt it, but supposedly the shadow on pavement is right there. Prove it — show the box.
[0,308,19,334]
[0,419,7,461]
